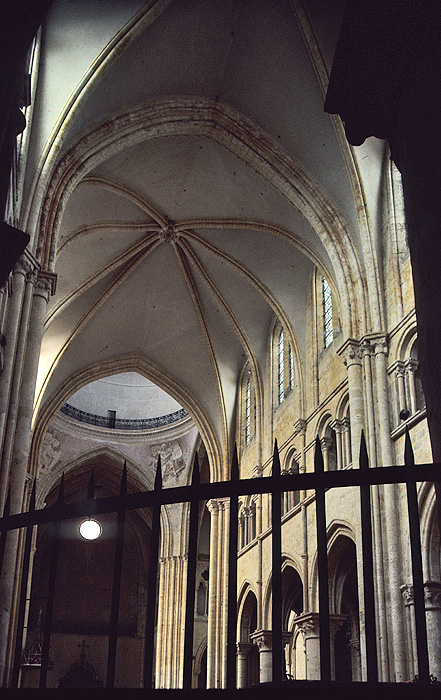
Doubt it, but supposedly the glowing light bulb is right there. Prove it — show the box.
[79,518,102,540]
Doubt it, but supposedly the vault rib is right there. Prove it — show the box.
[46,233,161,326]
[173,243,229,475]
[57,221,161,256]
[182,229,305,417]
[35,239,162,414]
[82,175,169,227]
[178,235,264,463]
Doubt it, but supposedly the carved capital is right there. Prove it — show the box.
[253,464,264,478]
[251,630,273,651]
[250,629,292,651]
[293,419,307,436]
[330,419,344,434]
[361,339,374,357]
[338,339,363,367]
[34,271,57,302]
[206,499,219,515]
[424,582,441,609]
[405,358,419,376]
[236,642,253,656]
[373,336,388,357]
[294,612,320,638]
[395,362,406,380]
[320,436,332,452]
[401,583,414,606]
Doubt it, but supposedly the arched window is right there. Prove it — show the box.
[322,276,333,348]
[278,329,284,404]
[288,343,294,392]
[245,377,251,446]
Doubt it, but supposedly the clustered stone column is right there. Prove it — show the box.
[0,263,56,685]
[293,613,347,680]
[401,582,441,681]
[236,642,253,688]
[338,339,364,468]
[424,582,441,680]
[205,498,230,688]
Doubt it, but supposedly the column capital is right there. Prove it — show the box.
[34,271,57,302]
[250,629,292,650]
[360,338,374,357]
[337,339,363,366]
[405,358,419,375]
[293,612,347,639]
[424,581,441,609]
[293,418,307,436]
[320,436,332,452]
[253,464,264,478]
[294,612,320,638]
[13,249,39,279]
[236,642,253,656]
[206,498,219,515]
[330,419,344,434]
[251,629,273,650]
[400,583,414,606]
[372,336,389,357]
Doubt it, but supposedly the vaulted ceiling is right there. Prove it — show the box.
[24,0,388,473]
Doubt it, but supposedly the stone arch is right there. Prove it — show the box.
[35,99,368,338]
[309,520,356,612]
[30,355,222,482]
[237,584,258,643]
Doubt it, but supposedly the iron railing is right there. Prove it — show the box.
[0,430,440,690]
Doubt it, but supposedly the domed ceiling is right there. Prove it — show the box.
[65,372,184,421]
[26,0,387,473]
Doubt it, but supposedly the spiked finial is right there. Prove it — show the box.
[231,443,239,483]
[87,468,95,500]
[359,430,369,471]
[314,436,324,473]
[191,453,200,487]
[404,426,415,468]
[154,455,162,491]
[272,439,281,475]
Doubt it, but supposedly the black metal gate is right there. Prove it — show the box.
[0,430,440,690]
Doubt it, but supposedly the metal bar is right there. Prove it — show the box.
[315,437,331,681]
[1,463,441,532]
[11,480,36,688]
[0,489,10,578]
[143,456,162,689]
[272,441,283,684]
[183,454,200,689]
[359,432,378,682]
[106,464,127,688]
[39,474,64,689]
[404,430,430,682]
[226,445,239,688]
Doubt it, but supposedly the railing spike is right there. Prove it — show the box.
[359,430,369,471]
[314,435,324,473]
[404,426,415,467]
[154,455,162,491]
[272,438,281,474]
[191,452,200,487]
[87,468,95,500]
